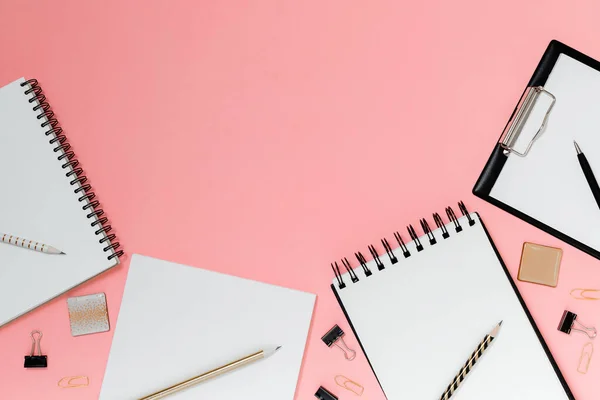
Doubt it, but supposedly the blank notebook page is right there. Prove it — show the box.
[100,254,315,400]
[490,54,600,251]
[0,78,118,327]
[333,214,569,400]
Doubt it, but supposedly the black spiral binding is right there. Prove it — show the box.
[433,212,450,239]
[354,252,373,277]
[331,202,474,289]
[446,206,462,233]
[368,244,385,271]
[381,238,398,264]
[21,79,123,261]
[393,231,411,258]
[407,225,423,251]
[420,219,436,246]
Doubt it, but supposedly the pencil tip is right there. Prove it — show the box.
[264,346,282,359]
[499,320,503,326]
[574,141,582,154]
[490,321,503,337]
[60,251,66,255]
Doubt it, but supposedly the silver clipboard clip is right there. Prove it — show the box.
[500,86,556,157]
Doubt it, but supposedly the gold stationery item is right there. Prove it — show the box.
[517,242,562,287]
[67,293,110,336]
[440,321,503,400]
[58,376,89,388]
[570,289,600,300]
[334,375,364,396]
[577,343,593,374]
[138,346,281,400]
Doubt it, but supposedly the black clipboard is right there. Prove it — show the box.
[473,40,600,260]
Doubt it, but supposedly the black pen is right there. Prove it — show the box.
[574,141,600,209]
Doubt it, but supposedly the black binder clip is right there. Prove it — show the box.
[315,386,338,400]
[24,330,47,368]
[321,324,356,361]
[558,310,597,339]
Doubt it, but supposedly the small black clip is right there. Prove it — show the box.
[321,324,356,361]
[558,310,597,338]
[315,386,338,400]
[24,330,47,368]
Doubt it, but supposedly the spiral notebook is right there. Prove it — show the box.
[0,78,122,328]
[330,203,572,399]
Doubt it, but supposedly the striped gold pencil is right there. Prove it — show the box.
[0,233,65,254]
[440,321,503,400]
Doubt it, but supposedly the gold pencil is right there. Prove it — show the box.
[138,346,282,400]
[440,321,503,400]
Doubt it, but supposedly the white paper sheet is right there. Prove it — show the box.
[100,254,315,400]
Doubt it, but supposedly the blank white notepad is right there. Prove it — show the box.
[0,78,121,328]
[475,41,600,260]
[100,254,315,400]
[331,208,572,399]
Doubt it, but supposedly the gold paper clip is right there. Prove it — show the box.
[570,289,600,301]
[335,375,364,396]
[578,343,593,374]
[58,376,89,388]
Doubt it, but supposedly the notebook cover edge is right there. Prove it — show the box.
[476,212,576,400]
[330,283,385,394]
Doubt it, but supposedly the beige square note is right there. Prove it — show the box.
[518,242,562,287]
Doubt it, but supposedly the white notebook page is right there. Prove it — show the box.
[333,214,569,399]
[100,254,316,400]
[490,54,600,251]
[0,78,118,327]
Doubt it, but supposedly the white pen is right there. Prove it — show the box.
[0,233,65,254]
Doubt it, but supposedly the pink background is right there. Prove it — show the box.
[1,0,600,399]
